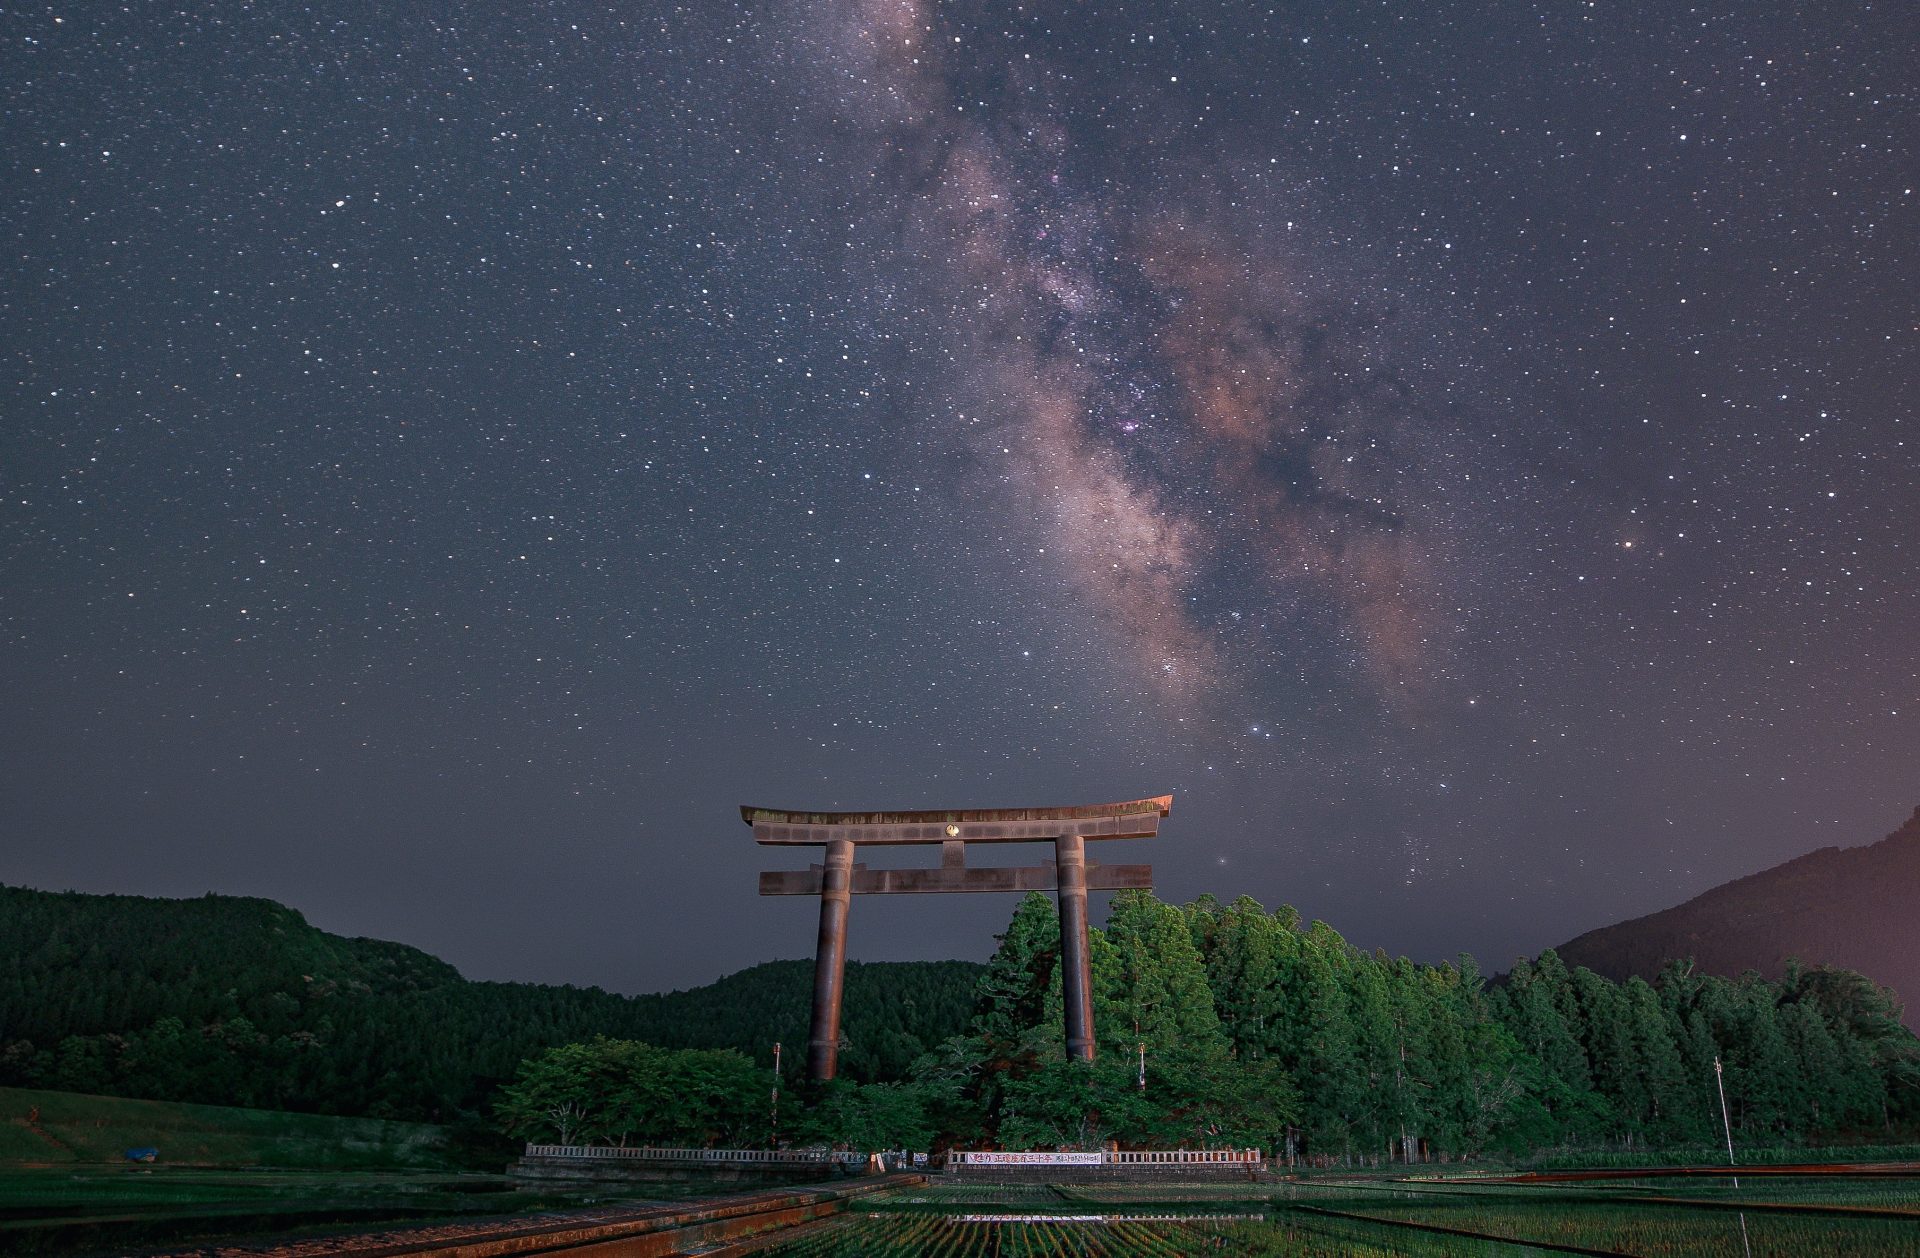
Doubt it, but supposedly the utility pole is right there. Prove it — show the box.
[1713,1056,1739,1189]
[771,1042,782,1141]
[1137,1042,1146,1092]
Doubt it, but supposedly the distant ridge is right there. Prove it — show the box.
[1556,806,1920,1029]
[0,883,981,1122]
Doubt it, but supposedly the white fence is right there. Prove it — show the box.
[525,1144,1263,1169]
[525,1143,867,1166]
[949,1148,1262,1166]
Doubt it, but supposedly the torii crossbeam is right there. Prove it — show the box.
[748,795,1169,1081]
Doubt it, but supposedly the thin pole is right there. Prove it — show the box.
[771,1041,782,1137]
[1713,1056,1739,1189]
[1138,1042,1146,1091]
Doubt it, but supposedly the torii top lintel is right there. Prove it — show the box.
[741,794,1172,846]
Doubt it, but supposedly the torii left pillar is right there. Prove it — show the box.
[748,796,1170,1082]
[806,839,855,1081]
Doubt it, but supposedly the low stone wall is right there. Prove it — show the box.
[513,1152,843,1184]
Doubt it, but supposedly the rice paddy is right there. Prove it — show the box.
[5,1164,1916,1254]
[743,1171,1920,1256]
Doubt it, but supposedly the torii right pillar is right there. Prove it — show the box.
[1055,830,1096,1061]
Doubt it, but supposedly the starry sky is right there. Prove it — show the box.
[4,2,1915,996]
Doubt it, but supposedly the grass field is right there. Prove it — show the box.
[0,1086,465,1170]
[0,1164,666,1257]
[0,1090,824,1258]
[1519,1142,1920,1171]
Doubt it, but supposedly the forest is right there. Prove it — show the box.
[4,882,1916,1160]
[502,892,1920,1161]
[0,884,978,1121]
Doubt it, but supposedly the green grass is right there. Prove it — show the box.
[0,1094,820,1257]
[0,1165,662,1257]
[1518,1142,1920,1170]
[0,1086,462,1170]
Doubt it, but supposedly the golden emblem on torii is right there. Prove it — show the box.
[748,795,1168,1081]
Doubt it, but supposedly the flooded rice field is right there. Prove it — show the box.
[745,1176,1920,1256]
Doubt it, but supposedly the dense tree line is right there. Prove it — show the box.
[7,882,1916,1160]
[0,884,980,1122]
[496,1039,771,1147]
[498,893,1916,1157]
[496,1036,953,1151]
[936,892,1920,1159]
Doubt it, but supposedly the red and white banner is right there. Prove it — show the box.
[952,1151,1105,1165]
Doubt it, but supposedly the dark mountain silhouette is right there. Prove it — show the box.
[0,882,981,1120]
[1556,806,1920,1029]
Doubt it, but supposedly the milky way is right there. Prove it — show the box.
[2,2,1913,991]
[796,1,1474,713]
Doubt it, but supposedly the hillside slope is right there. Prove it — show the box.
[1556,806,1920,1028]
[0,1085,457,1167]
[0,884,981,1121]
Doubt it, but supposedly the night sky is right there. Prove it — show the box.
[4,2,1914,997]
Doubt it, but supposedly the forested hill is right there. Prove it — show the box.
[0,883,980,1122]
[1556,807,1920,1030]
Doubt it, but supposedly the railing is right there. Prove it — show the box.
[949,1148,1262,1166]
[527,1144,1262,1168]
[1106,1149,1262,1165]
[525,1144,867,1165]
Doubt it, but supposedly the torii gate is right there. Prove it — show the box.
[749,795,1169,1081]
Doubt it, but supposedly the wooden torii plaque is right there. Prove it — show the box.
[749,795,1168,1081]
